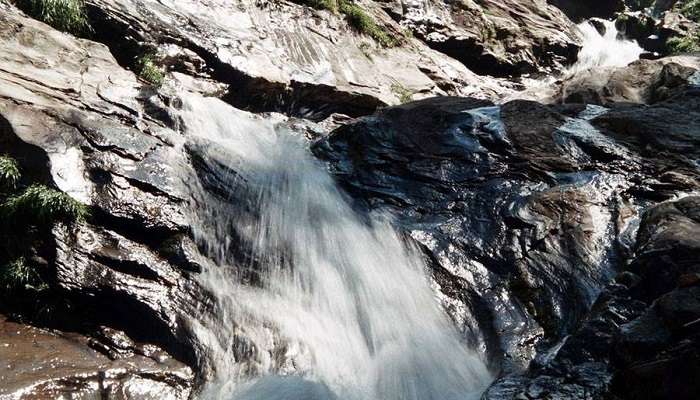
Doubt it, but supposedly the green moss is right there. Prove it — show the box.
[2,184,89,226]
[667,33,700,54]
[14,0,90,35]
[136,54,165,87]
[0,155,21,193]
[391,83,413,104]
[681,0,700,22]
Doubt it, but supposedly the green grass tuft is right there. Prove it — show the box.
[2,184,89,226]
[338,0,399,47]
[0,257,46,292]
[136,54,165,87]
[0,155,21,193]
[293,0,400,47]
[681,0,700,22]
[15,0,90,35]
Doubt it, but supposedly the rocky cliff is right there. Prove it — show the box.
[0,0,698,399]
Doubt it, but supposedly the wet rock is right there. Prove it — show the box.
[389,0,581,77]
[0,0,205,391]
[0,315,193,399]
[83,0,512,118]
[314,93,700,395]
[553,55,700,105]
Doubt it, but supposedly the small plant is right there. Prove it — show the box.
[667,33,700,54]
[136,54,165,87]
[293,0,400,47]
[391,83,413,104]
[0,257,46,292]
[1,184,90,226]
[14,0,90,35]
[338,0,399,47]
[0,155,20,193]
[681,0,700,22]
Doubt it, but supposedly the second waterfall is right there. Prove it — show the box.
[176,96,491,400]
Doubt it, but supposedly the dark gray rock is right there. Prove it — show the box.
[313,93,700,397]
[547,0,625,21]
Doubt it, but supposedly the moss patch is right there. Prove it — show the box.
[390,83,414,104]
[14,0,90,35]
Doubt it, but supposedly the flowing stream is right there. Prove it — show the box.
[178,96,492,400]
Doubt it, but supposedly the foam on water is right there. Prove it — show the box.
[178,96,492,400]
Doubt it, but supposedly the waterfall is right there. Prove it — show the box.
[570,20,644,73]
[177,96,492,400]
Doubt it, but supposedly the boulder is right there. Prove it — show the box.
[384,0,581,77]
[553,55,700,105]
[313,93,699,374]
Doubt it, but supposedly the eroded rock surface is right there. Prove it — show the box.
[0,1,205,393]
[382,0,581,76]
[83,0,516,117]
[553,55,700,104]
[0,315,193,399]
[313,88,700,390]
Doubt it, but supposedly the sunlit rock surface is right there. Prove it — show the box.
[84,0,516,117]
[383,0,581,76]
[0,0,699,398]
[0,315,193,399]
[313,90,700,396]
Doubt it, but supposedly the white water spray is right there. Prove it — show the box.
[507,19,644,103]
[178,96,492,400]
[569,20,644,73]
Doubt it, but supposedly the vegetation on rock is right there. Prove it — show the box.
[136,53,165,86]
[0,155,20,193]
[390,83,414,103]
[680,0,700,21]
[0,156,88,293]
[14,0,89,35]
[667,32,700,53]
[295,0,400,47]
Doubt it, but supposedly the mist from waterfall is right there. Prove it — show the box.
[177,96,492,400]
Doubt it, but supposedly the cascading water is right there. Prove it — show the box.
[177,96,492,400]
[507,19,644,102]
[570,20,644,73]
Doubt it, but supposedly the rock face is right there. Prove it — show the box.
[0,1,204,395]
[382,0,581,76]
[2,0,700,398]
[314,85,700,395]
[547,0,625,21]
[0,315,193,399]
[553,55,700,104]
[84,0,516,116]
